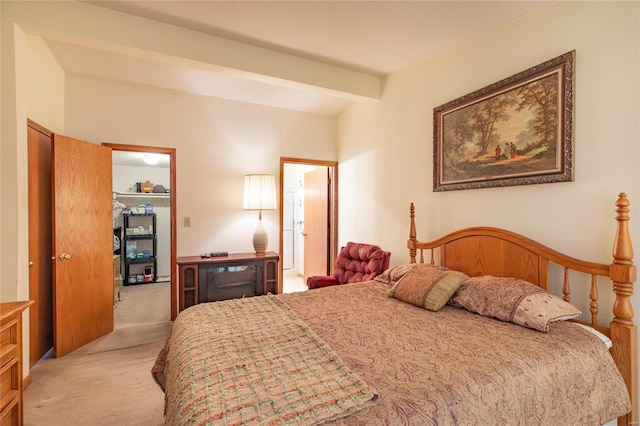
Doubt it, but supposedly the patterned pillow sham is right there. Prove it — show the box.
[388,266,467,311]
[449,275,581,332]
[375,263,450,285]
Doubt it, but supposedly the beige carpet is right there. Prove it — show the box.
[24,282,172,426]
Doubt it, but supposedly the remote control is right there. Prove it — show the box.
[210,251,228,257]
[200,253,211,258]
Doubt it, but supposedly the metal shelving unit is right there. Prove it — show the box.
[122,213,157,285]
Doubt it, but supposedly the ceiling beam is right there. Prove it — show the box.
[8,1,381,102]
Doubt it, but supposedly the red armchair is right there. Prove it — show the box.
[307,241,391,290]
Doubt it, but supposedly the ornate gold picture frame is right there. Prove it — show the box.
[433,50,575,191]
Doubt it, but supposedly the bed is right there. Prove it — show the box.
[153,193,637,425]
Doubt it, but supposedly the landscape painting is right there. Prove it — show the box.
[433,50,575,191]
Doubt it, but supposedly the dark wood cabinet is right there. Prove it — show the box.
[177,252,279,312]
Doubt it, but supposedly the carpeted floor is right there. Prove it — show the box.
[24,282,172,426]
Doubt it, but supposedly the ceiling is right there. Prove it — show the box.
[112,151,170,168]
[46,1,551,115]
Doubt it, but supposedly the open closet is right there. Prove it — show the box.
[111,151,171,290]
[105,144,178,321]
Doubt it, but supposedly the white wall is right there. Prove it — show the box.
[338,1,639,322]
[1,28,66,302]
[26,35,65,133]
[64,75,337,257]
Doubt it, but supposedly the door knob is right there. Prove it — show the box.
[29,261,35,267]
[59,253,72,260]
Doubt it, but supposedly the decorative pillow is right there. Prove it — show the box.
[449,275,581,332]
[375,263,450,285]
[388,266,467,311]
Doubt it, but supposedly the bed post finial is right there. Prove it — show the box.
[611,193,636,325]
[609,193,637,425]
[408,203,417,263]
[613,193,634,267]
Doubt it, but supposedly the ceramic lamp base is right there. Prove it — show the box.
[252,219,268,255]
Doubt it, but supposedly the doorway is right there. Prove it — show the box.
[102,143,178,320]
[279,158,337,293]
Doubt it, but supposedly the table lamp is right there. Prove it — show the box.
[243,174,277,255]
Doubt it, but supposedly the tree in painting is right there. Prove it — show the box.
[515,74,558,158]
[441,73,559,183]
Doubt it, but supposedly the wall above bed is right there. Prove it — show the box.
[337,0,638,273]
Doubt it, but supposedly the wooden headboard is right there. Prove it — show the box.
[407,193,637,425]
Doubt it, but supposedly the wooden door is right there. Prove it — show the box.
[303,167,329,281]
[52,134,113,357]
[27,120,53,367]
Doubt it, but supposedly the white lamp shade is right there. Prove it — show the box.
[243,174,277,210]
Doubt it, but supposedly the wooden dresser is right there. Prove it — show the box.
[0,300,34,426]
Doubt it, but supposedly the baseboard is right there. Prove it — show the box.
[23,373,33,389]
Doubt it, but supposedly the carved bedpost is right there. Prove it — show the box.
[408,203,417,263]
[609,193,638,425]
[612,193,636,323]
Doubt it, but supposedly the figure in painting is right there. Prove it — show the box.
[510,142,517,159]
[504,143,510,159]
[495,145,502,160]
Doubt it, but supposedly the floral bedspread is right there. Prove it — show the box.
[278,281,631,425]
[153,281,630,425]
